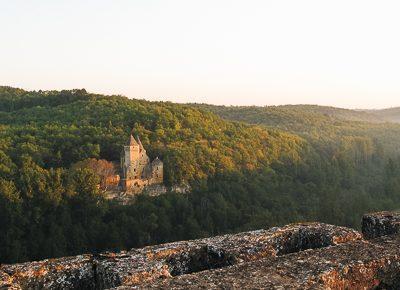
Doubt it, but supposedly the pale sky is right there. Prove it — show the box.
[1,0,400,109]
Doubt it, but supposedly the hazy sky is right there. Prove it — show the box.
[1,1,400,109]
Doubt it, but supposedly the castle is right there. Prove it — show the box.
[119,134,163,192]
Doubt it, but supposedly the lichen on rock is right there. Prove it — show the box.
[5,215,400,290]
[1,255,94,289]
[144,235,400,289]
[362,211,400,239]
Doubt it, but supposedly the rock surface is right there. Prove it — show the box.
[1,255,94,289]
[143,234,400,289]
[0,270,21,290]
[0,222,360,289]
[94,222,361,289]
[362,211,400,239]
[4,212,400,289]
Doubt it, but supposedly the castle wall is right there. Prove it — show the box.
[137,154,150,178]
[102,175,120,190]
[121,178,150,193]
[150,163,163,184]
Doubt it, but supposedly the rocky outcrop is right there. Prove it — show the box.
[4,212,400,289]
[0,222,360,289]
[144,234,400,289]
[362,211,400,239]
[0,270,21,290]
[1,255,94,289]
[94,222,361,288]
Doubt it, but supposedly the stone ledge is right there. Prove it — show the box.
[95,222,361,288]
[0,222,360,289]
[0,255,94,289]
[142,235,400,289]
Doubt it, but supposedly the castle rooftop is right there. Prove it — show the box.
[128,134,138,146]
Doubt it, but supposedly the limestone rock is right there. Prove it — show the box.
[362,211,400,239]
[1,255,94,289]
[95,222,361,288]
[0,270,21,290]
[0,222,360,289]
[144,234,400,289]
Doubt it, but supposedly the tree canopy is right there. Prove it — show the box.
[1,87,400,263]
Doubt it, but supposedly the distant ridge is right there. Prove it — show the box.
[365,107,400,123]
[192,103,386,124]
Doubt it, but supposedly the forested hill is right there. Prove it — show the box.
[193,104,400,156]
[193,104,385,124]
[0,86,304,185]
[1,86,400,265]
[0,86,306,263]
[367,107,400,123]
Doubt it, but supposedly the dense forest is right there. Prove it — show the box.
[1,86,400,263]
[194,104,400,155]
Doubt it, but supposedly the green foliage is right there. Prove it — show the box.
[193,103,400,156]
[0,87,400,264]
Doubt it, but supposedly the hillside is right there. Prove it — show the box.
[194,103,400,156]
[367,107,400,123]
[193,104,385,125]
[1,86,400,265]
[0,87,304,185]
[0,86,308,263]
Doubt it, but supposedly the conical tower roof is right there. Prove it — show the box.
[137,135,145,151]
[129,134,139,146]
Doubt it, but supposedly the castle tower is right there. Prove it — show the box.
[137,135,145,153]
[120,132,164,192]
[122,134,140,179]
